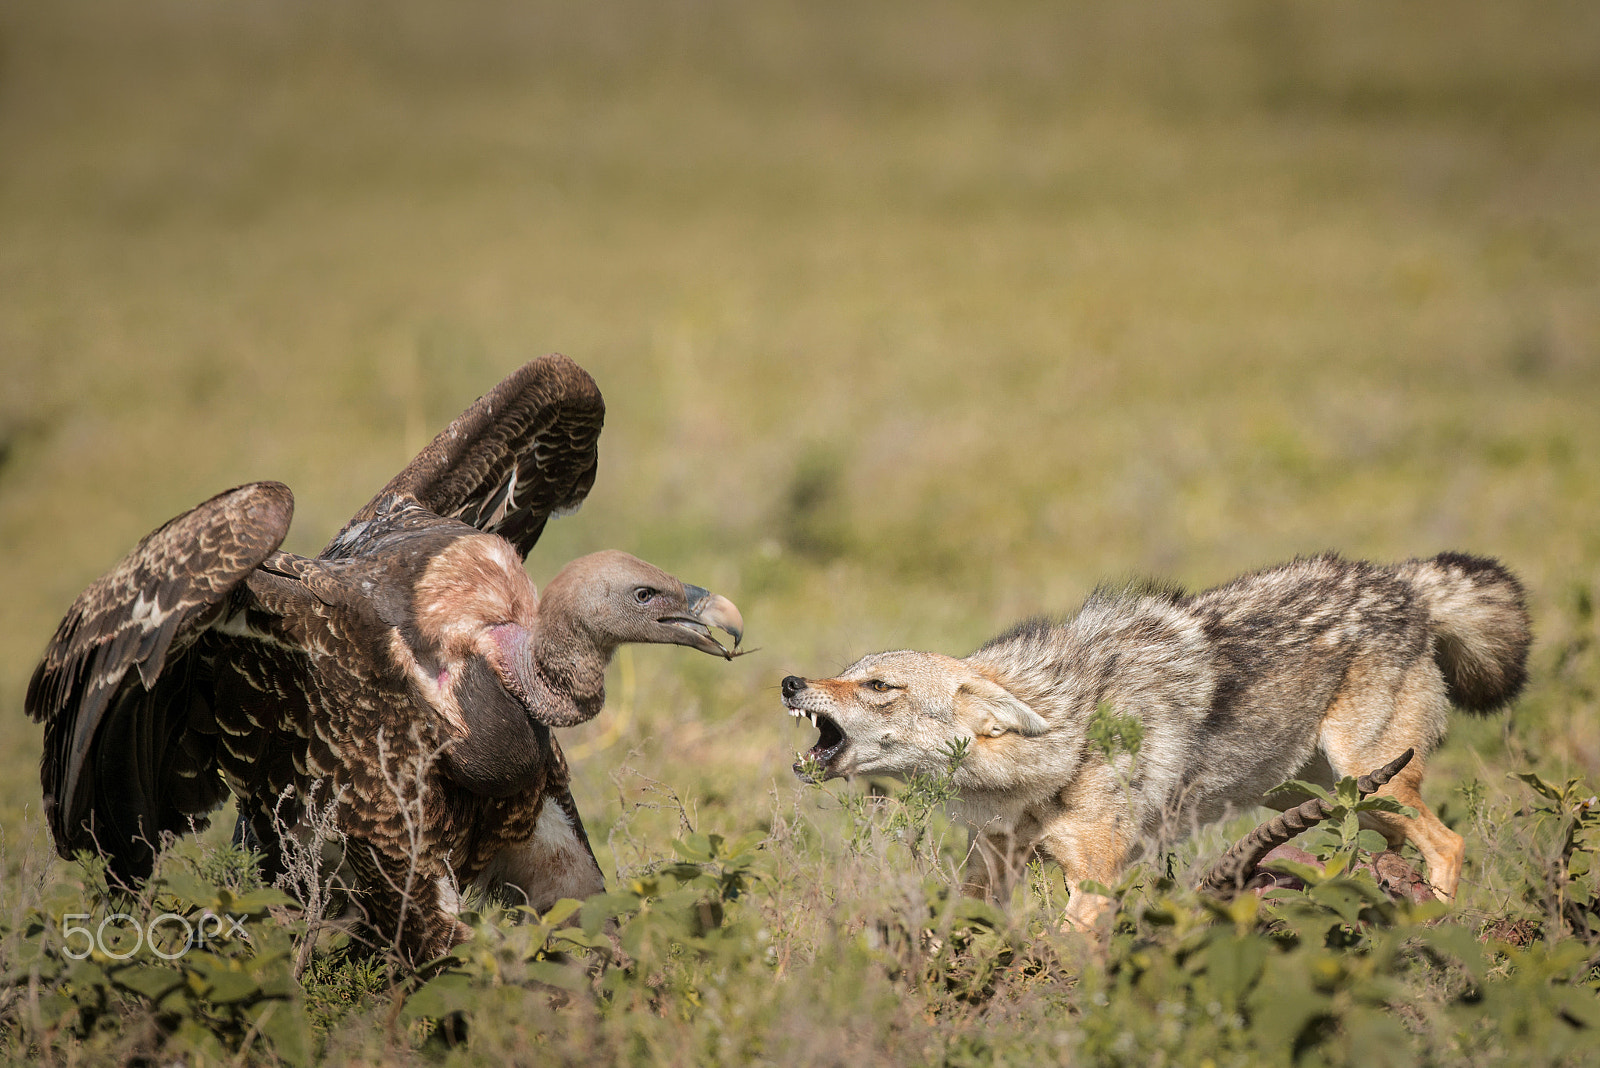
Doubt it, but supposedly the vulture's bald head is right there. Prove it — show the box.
[402,539,742,737]
[538,550,743,660]
[423,547,744,790]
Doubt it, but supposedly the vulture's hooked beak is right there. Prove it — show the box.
[666,584,745,659]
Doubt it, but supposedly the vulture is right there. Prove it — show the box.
[26,355,744,961]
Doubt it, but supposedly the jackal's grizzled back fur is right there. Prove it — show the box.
[963,552,1530,824]
[973,551,1528,719]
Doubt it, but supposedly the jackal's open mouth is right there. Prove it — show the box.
[787,704,848,773]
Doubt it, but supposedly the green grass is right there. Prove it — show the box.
[1,1,1598,1063]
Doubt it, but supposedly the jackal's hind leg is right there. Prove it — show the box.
[1318,660,1463,900]
[1354,759,1465,900]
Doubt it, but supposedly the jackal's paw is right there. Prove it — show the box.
[1060,889,1116,936]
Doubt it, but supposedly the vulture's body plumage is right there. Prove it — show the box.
[26,356,743,960]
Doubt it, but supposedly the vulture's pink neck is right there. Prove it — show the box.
[529,599,612,727]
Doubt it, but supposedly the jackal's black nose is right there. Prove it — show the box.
[781,675,807,699]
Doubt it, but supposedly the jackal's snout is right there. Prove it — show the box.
[780,673,852,779]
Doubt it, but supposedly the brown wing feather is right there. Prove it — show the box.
[25,481,294,863]
[321,354,604,560]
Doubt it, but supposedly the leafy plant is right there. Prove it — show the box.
[1266,772,1419,861]
[810,736,970,878]
[402,830,769,1030]
[1088,699,1145,765]
[1511,771,1600,943]
[0,842,313,1065]
[1076,854,1598,1067]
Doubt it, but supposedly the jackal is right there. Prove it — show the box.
[781,553,1529,926]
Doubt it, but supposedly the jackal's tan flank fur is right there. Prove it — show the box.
[781,553,1529,927]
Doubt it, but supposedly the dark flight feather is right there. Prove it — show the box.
[26,480,293,867]
[323,353,603,561]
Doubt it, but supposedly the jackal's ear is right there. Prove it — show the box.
[954,676,1049,738]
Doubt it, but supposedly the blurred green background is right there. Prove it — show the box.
[2,0,1597,878]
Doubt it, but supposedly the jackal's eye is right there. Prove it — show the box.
[864,679,892,693]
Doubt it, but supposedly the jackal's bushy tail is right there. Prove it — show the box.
[1397,552,1531,713]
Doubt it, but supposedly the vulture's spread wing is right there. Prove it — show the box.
[324,354,604,560]
[26,482,294,871]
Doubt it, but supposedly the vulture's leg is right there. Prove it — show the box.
[474,788,605,912]
[343,836,469,963]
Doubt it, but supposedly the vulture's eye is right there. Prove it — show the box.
[864,679,892,693]
[633,586,657,605]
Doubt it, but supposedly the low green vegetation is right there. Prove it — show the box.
[2,0,1598,1063]
[2,763,1597,1065]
